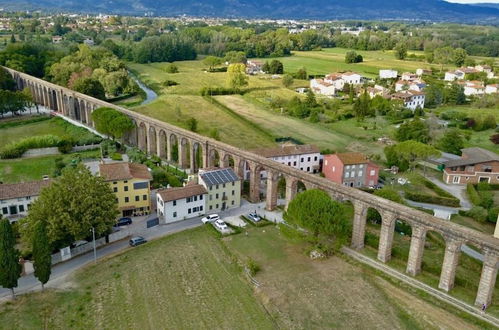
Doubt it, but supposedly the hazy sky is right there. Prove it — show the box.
[445,0,499,3]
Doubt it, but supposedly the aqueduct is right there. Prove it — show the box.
[6,67,499,307]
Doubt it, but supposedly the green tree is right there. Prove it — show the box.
[305,89,317,108]
[0,67,16,91]
[345,51,363,63]
[296,67,307,80]
[444,84,466,105]
[73,77,106,100]
[392,140,440,171]
[353,91,372,121]
[224,51,246,64]
[32,221,52,290]
[226,63,248,90]
[186,117,198,132]
[395,118,430,143]
[203,56,222,70]
[268,60,284,74]
[91,107,134,142]
[21,164,119,250]
[424,84,443,108]
[438,129,464,155]
[0,218,21,299]
[452,48,467,67]
[282,74,294,88]
[284,189,349,251]
[394,42,407,60]
[262,61,270,73]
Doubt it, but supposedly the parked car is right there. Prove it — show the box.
[129,236,147,247]
[72,240,88,248]
[115,217,132,227]
[214,219,228,231]
[201,214,220,224]
[247,212,261,222]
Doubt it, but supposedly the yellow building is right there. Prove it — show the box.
[199,168,241,212]
[99,162,153,217]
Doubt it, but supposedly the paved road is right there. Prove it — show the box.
[427,177,472,210]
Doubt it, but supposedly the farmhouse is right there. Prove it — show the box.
[379,69,397,79]
[156,183,207,224]
[322,152,379,188]
[395,79,426,92]
[401,72,418,81]
[485,84,499,94]
[341,72,362,85]
[416,68,432,76]
[460,81,485,96]
[443,147,499,185]
[391,90,425,110]
[310,78,336,96]
[199,168,241,212]
[0,179,52,223]
[252,144,322,174]
[99,162,153,217]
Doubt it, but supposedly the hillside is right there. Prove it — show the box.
[2,0,499,23]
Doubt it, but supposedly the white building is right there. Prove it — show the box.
[416,68,432,76]
[401,72,418,81]
[485,84,499,94]
[341,72,362,85]
[0,179,52,223]
[156,184,207,224]
[365,85,390,98]
[310,79,336,96]
[391,91,425,110]
[252,144,322,174]
[395,79,426,92]
[324,73,346,90]
[379,69,398,79]
[83,38,95,46]
[246,60,264,75]
[462,81,485,96]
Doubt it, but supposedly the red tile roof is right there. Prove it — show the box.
[99,162,152,181]
[0,179,52,200]
[157,184,207,202]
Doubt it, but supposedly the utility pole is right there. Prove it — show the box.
[91,227,97,264]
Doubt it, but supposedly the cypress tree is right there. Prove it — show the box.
[0,218,21,299]
[32,221,52,290]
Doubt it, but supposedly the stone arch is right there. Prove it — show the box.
[137,122,147,151]
[248,162,266,203]
[158,130,167,159]
[169,133,179,163]
[79,99,87,123]
[221,153,235,168]
[208,148,221,168]
[51,89,58,111]
[191,141,204,173]
[125,119,138,147]
[148,126,157,155]
[179,137,189,169]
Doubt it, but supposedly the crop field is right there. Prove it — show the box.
[0,225,485,329]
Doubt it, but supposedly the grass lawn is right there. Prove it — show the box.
[0,225,485,329]
[0,149,100,183]
[450,214,496,235]
[0,117,100,149]
[257,48,456,78]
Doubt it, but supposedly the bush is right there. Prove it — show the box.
[467,183,482,206]
[164,63,179,73]
[162,80,178,87]
[246,258,260,276]
[0,135,62,159]
[488,207,499,223]
[466,206,488,222]
[422,179,456,199]
[404,191,460,207]
[111,152,123,161]
[207,67,227,73]
[57,139,74,154]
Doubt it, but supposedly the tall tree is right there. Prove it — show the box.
[73,77,106,100]
[394,42,407,60]
[438,129,464,155]
[91,107,134,142]
[21,164,119,250]
[395,118,431,143]
[0,218,21,299]
[353,91,372,121]
[226,63,248,90]
[392,140,440,171]
[452,48,467,67]
[32,221,52,290]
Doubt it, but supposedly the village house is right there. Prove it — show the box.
[324,73,346,90]
[0,179,52,223]
[416,68,432,76]
[83,38,95,46]
[199,168,241,212]
[246,60,264,75]
[365,85,390,98]
[395,79,426,92]
[444,67,482,81]
[99,162,153,217]
[401,72,418,81]
[52,36,63,44]
[379,69,398,79]
[460,81,485,96]
[156,183,207,224]
[341,72,363,85]
[391,90,425,110]
[310,78,336,96]
[252,144,322,174]
[443,148,499,185]
[475,65,495,79]
[485,84,499,94]
[322,152,379,188]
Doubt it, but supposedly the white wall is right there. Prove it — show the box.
[157,193,206,224]
[0,196,37,223]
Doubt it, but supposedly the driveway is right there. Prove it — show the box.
[427,177,472,210]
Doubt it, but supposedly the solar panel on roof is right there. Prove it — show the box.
[201,168,238,186]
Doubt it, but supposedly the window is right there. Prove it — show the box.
[210,186,213,191]
[352,165,356,169]
[26,196,31,200]
[452,176,460,184]
[288,162,291,166]
[135,196,140,202]
[370,170,375,176]
[125,197,129,203]
[188,208,191,214]
[216,204,219,209]
[133,182,148,190]
[232,200,235,205]
[232,182,235,186]
[223,184,226,188]
[301,158,304,162]
[124,186,129,192]
[351,172,355,177]
[194,196,197,201]
[307,157,311,161]
[2,207,7,215]
[210,195,213,201]
[216,185,219,189]
[113,187,118,193]
[232,190,235,196]
[186,197,191,203]
[346,165,350,170]
[216,193,219,199]
[332,166,336,172]
[314,156,318,161]
[210,205,213,210]
[358,171,363,177]
[143,195,147,201]
[124,180,128,183]
[173,200,176,206]
[293,161,297,166]
[173,212,177,218]
[19,205,24,212]
[307,167,310,172]
[345,172,350,178]
[200,206,203,211]
[113,181,117,185]
[200,195,203,200]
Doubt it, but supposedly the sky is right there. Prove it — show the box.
[445,0,499,3]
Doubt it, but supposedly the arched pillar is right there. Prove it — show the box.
[166,133,173,162]
[438,237,464,292]
[351,200,368,250]
[475,250,499,307]
[248,162,262,203]
[233,156,244,179]
[406,225,428,276]
[189,140,196,173]
[138,122,148,151]
[265,170,279,211]
[178,137,188,169]
[284,175,298,210]
[377,211,397,263]
[158,130,167,159]
[148,126,157,155]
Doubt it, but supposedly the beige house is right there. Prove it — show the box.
[199,168,241,212]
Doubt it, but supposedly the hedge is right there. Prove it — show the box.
[404,191,460,207]
[422,179,455,199]
[466,183,482,206]
[200,87,241,96]
[0,135,63,159]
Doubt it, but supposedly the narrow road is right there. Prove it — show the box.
[427,177,472,210]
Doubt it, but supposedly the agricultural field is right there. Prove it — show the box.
[0,226,486,329]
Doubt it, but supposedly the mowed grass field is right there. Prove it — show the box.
[0,225,484,329]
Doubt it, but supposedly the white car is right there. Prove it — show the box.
[214,219,228,231]
[201,214,220,224]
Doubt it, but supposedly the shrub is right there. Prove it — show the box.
[200,87,240,96]
[466,183,482,206]
[164,63,178,73]
[466,206,488,222]
[422,179,455,199]
[57,139,74,154]
[404,191,460,207]
[111,153,123,161]
[0,135,62,159]
[246,258,260,276]
[162,80,178,87]
[488,207,499,223]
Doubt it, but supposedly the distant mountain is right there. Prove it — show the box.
[2,0,499,23]
[471,3,499,9]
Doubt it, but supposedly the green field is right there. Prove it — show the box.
[0,149,100,183]
[0,225,485,329]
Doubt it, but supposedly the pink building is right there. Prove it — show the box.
[322,153,379,188]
